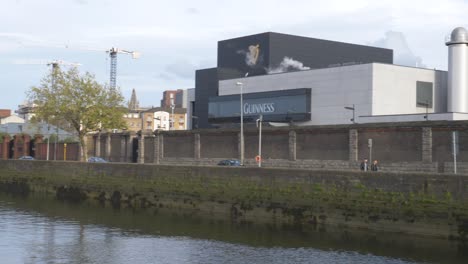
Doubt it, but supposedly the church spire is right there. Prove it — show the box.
[128,88,139,110]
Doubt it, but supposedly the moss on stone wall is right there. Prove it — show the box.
[1,160,468,240]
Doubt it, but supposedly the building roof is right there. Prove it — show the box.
[0,122,75,140]
[144,107,187,114]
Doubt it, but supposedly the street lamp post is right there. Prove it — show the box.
[46,124,50,161]
[344,104,356,124]
[54,125,58,160]
[170,104,175,130]
[236,82,244,166]
[256,115,263,167]
[191,116,199,130]
[422,100,430,121]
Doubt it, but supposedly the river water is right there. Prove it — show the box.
[0,193,467,264]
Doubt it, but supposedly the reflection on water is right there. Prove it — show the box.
[0,193,466,264]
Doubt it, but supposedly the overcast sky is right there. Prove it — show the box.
[1,0,467,111]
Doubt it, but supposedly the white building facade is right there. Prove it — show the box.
[217,63,449,125]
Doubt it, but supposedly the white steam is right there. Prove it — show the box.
[370,31,426,68]
[267,57,310,74]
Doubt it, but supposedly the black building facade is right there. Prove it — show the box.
[194,32,393,128]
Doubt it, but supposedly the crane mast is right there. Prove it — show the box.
[107,47,139,90]
[109,48,118,90]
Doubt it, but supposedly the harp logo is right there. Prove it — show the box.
[246,44,260,66]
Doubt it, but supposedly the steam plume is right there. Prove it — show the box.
[370,31,425,68]
[267,57,310,74]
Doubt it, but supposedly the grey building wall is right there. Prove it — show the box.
[268,32,392,70]
[194,68,219,128]
[217,32,392,80]
[175,89,189,108]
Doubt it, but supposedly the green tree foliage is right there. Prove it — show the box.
[28,67,127,161]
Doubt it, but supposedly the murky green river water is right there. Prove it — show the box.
[0,193,466,264]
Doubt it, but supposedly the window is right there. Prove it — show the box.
[416,81,433,108]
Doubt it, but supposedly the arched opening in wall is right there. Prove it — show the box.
[8,139,14,159]
[29,138,35,158]
[132,137,138,163]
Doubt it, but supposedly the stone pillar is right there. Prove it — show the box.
[33,135,44,160]
[1,135,10,160]
[159,134,164,160]
[422,127,432,163]
[153,133,160,164]
[95,133,101,157]
[289,130,297,161]
[105,133,111,161]
[349,129,358,162]
[120,133,127,162]
[13,135,21,159]
[194,133,201,159]
[138,133,145,164]
[23,135,31,157]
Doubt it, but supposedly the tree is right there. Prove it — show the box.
[28,67,127,161]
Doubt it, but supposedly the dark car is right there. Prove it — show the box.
[87,157,107,163]
[217,159,241,166]
[18,156,35,160]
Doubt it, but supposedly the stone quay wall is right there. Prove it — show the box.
[0,160,467,241]
[87,121,468,174]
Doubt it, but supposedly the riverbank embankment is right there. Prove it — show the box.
[1,160,467,240]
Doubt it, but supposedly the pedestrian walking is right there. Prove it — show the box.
[360,158,369,171]
[371,160,379,171]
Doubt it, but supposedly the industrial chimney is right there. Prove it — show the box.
[446,27,468,112]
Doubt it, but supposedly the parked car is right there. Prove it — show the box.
[18,156,35,160]
[217,159,241,166]
[87,157,107,163]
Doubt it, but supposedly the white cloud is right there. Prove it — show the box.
[0,0,467,110]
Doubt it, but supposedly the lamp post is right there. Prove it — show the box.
[256,115,263,167]
[236,81,244,166]
[192,116,199,130]
[344,104,356,124]
[422,100,430,121]
[46,124,50,161]
[170,104,175,130]
[54,125,58,160]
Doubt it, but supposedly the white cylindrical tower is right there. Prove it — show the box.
[446,27,468,112]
